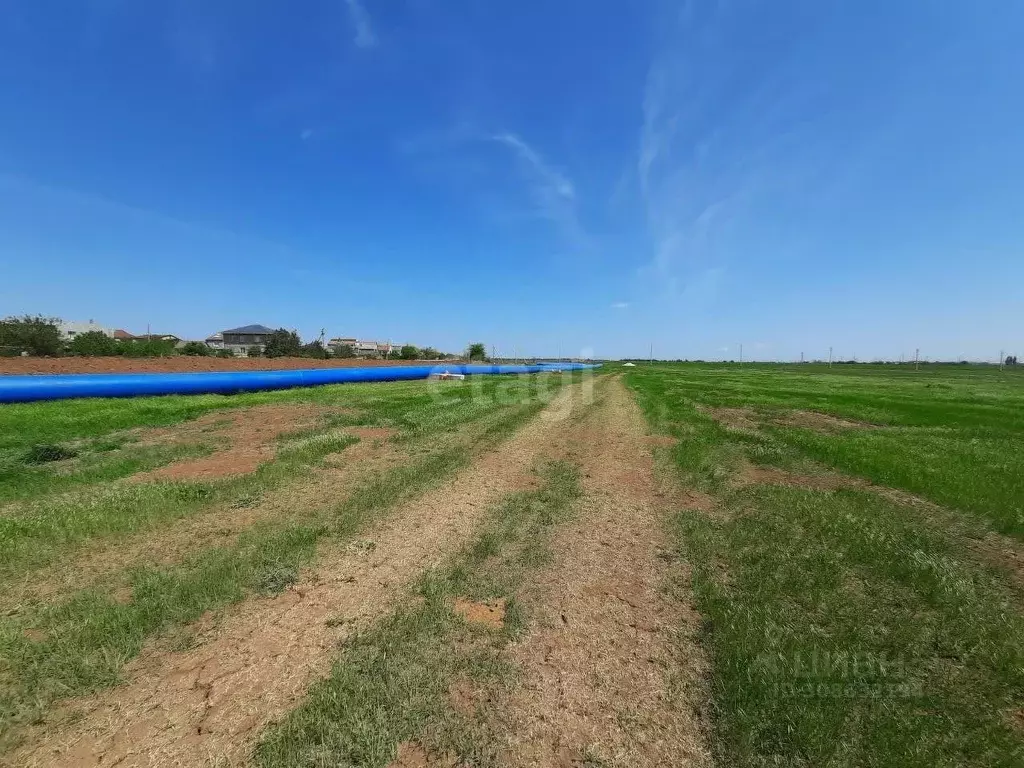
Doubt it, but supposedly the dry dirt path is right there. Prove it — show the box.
[5,387,585,768]
[499,377,712,767]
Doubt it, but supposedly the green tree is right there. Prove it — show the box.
[180,341,211,356]
[120,339,177,357]
[301,340,330,359]
[399,344,419,360]
[0,315,63,356]
[67,330,119,356]
[247,345,263,358]
[420,347,440,360]
[467,342,486,361]
[332,343,355,359]
[264,329,303,358]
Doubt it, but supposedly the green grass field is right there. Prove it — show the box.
[626,363,1024,767]
[5,363,1024,766]
[0,373,575,750]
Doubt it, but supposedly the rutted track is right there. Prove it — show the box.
[5,385,587,768]
[498,377,712,766]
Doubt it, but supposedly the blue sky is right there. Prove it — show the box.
[1,1,1022,361]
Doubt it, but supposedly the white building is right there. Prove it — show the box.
[59,320,114,340]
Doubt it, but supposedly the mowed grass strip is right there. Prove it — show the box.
[0,376,575,749]
[0,374,571,580]
[643,363,1024,536]
[627,364,1024,768]
[255,460,583,768]
[0,439,217,504]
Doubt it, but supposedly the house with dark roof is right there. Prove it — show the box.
[206,324,276,356]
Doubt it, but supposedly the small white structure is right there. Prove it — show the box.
[59,320,114,340]
[622,362,637,367]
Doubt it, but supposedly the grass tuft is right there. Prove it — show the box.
[21,444,78,464]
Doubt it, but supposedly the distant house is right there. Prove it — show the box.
[207,324,276,356]
[113,329,180,343]
[59,320,114,340]
[327,337,396,358]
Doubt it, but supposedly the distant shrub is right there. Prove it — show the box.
[180,341,211,356]
[264,329,303,358]
[301,340,330,359]
[466,342,486,361]
[332,343,355,359]
[399,344,419,360]
[419,347,440,360]
[0,315,63,356]
[216,349,235,358]
[247,345,263,358]
[23,443,78,464]
[120,339,177,357]
[67,330,119,356]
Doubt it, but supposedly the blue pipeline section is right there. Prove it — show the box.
[0,363,599,404]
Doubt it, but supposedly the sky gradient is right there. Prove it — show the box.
[1,1,1022,361]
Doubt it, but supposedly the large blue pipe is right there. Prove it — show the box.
[0,363,599,404]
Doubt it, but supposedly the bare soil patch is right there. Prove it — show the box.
[8,388,584,768]
[131,404,327,481]
[973,535,1024,591]
[387,741,457,767]
[645,435,679,447]
[448,678,480,718]
[732,460,858,491]
[698,405,760,432]
[499,378,711,767]
[774,409,881,432]
[677,489,718,513]
[0,357,434,376]
[453,597,506,629]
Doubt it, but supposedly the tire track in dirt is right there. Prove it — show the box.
[499,377,712,767]
[5,386,586,768]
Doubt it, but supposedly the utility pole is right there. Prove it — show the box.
[800,351,804,364]
[915,348,920,371]
[650,343,654,365]
[1000,350,1005,371]
[739,343,743,364]
[828,346,833,369]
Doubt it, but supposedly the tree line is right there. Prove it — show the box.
[0,315,487,362]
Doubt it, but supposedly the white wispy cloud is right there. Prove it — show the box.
[344,0,377,49]
[491,132,588,250]
[637,2,803,304]
[611,301,630,309]
[300,128,314,140]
